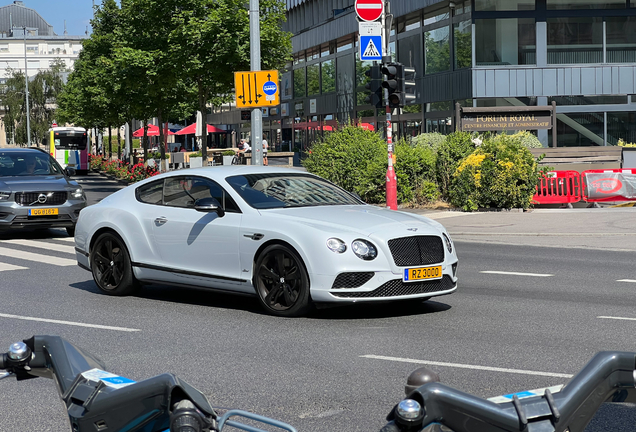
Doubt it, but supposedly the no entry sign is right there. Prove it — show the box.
[355,0,383,22]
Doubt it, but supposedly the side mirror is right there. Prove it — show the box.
[65,167,76,177]
[194,197,225,217]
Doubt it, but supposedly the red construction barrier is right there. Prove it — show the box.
[533,171,582,204]
[582,169,636,203]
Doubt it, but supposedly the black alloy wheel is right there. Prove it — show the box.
[91,232,139,296]
[254,244,311,317]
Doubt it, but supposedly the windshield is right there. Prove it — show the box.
[54,133,87,150]
[0,152,64,177]
[226,173,363,209]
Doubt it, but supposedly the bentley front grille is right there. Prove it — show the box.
[387,236,444,267]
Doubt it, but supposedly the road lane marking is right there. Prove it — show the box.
[55,237,75,243]
[423,212,478,220]
[0,263,28,272]
[1,239,75,254]
[598,316,636,322]
[480,271,554,277]
[0,246,76,266]
[617,279,636,283]
[0,313,140,332]
[360,355,573,378]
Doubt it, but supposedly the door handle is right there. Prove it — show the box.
[154,217,168,226]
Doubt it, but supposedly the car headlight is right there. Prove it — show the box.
[72,188,85,200]
[351,239,377,261]
[443,232,453,253]
[326,238,346,253]
[0,191,10,201]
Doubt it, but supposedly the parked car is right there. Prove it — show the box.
[0,148,87,236]
[75,167,458,316]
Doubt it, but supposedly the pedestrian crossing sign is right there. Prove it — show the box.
[360,35,382,61]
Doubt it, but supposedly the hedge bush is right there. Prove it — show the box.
[302,125,387,203]
[448,134,543,211]
[435,131,475,200]
[496,131,543,149]
[394,139,437,204]
[302,125,438,205]
[411,132,446,151]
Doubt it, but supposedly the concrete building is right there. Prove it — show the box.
[0,1,85,80]
[208,0,636,151]
[0,1,86,146]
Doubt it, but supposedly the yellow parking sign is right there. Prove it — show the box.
[234,70,279,108]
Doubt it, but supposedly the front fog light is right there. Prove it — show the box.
[352,239,377,260]
[443,232,453,253]
[326,238,346,253]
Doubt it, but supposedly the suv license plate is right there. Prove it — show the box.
[29,208,58,216]
[403,265,442,282]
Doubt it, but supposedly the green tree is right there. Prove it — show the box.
[168,0,291,162]
[2,60,67,147]
[57,0,128,158]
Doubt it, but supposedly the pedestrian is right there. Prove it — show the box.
[179,145,186,152]
[239,140,251,153]
[262,138,269,166]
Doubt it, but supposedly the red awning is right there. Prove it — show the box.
[174,123,226,135]
[132,124,175,137]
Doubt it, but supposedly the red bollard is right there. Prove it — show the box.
[386,164,398,210]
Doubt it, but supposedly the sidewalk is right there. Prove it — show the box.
[400,207,636,252]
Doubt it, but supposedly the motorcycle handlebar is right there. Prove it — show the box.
[0,335,298,432]
[0,335,218,432]
[383,351,636,432]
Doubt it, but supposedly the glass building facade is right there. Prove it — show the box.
[208,0,636,151]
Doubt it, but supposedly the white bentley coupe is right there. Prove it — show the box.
[75,166,458,316]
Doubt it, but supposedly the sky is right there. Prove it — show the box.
[13,1,99,37]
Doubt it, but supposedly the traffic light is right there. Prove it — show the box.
[381,62,401,109]
[363,64,382,108]
[382,62,417,109]
[401,66,417,106]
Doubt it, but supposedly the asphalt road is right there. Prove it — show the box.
[0,174,634,431]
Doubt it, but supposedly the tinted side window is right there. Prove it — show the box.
[163,176,241,212]
[205,178,241,213]
[136,179,164,204]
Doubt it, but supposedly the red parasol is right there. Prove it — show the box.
[132,124,175,137]
[174,123,226,135]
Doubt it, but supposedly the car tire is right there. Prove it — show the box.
[66,226,75,237]
[254,244,311,317]
[90,232,139,296]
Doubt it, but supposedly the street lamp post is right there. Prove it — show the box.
[23,26,31,146]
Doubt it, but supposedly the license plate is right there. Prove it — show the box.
[29,208,58,216]
[403,265,442,282]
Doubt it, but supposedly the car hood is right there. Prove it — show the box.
[260,205,444,237]
[0,175,73,192]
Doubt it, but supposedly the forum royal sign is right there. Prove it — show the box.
[461,113,553,131]
[455,103,559,146]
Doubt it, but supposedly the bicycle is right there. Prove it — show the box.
[379,350,636,432]
[0,335,297,432]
